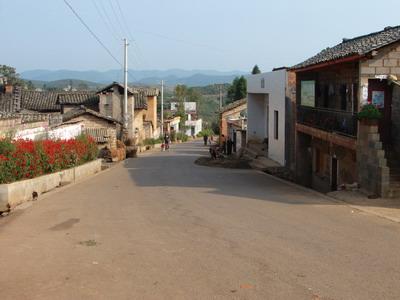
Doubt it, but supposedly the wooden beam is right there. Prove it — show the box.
[296,123,357,150]
[294,55,362,73]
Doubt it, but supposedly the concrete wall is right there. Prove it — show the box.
[145,96,157,131]
[247,69,287,165]
[0,159,102,212]
[247,93,267,142]
[185,119,202,136]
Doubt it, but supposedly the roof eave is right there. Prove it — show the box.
[292,54,363,73]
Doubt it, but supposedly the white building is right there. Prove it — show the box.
[185,113,202,137]
[247,68,295,168]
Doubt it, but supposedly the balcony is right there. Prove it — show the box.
[297,106,358,137]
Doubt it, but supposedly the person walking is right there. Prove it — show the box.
[203,134,208,146]
[220,134,227,154]
[164,133,170,151]
[227,137,233,156]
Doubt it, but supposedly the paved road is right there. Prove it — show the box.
[1,140,400,300]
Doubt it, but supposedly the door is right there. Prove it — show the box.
[368,79,392,145]
[331,157,338,191]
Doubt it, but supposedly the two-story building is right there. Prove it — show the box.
[293,25,400,197]
[97,82,160,142]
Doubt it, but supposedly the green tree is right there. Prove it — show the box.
[227,76,247,104]
[251,65,261,74]
[78,82,89,90]
[26,80,35,90]
[174,85,188,130]
[0,65,23,85]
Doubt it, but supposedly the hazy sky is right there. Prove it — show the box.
[1,0,399,73]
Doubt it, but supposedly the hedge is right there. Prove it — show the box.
[0,134,98,184]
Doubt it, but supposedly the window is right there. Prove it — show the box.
[301,80,316,107]
[261,78,265,89]
[274,110,279,140]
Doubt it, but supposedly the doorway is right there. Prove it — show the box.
[331,157,338,191]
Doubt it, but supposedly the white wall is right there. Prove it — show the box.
[247,93,268,142]
[185,119,202,136]
[247,69,287,166]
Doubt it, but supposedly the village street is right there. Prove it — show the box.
[1,140,400,300]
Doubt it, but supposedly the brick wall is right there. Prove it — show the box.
[360,42,400,105]
[357,124,390,197]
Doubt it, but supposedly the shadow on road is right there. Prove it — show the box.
[125,141,340,206]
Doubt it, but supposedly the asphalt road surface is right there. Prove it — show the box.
[1,140,400,300]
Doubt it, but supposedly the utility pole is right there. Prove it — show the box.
[161,80,164,137]
[123,38,129,131]
[219,84,223,110]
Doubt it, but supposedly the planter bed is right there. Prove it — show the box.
[0,159,102,212]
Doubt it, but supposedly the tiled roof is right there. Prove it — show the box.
[21,91,60,112]
[62,106,122,124]
[292,25,400,70]
[58,92,99,105]
[97,82,134,96]
[132,87,160,97]
[220,98,247,114]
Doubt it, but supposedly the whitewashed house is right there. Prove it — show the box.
[246,68,296,170]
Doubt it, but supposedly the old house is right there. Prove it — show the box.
[97,82,159,142]
[293,25,400,197]
[164,116,181,135]
[246,68,296,169]
[62,106,121,149]
[219,98,247,154]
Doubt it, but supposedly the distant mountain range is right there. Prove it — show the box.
[21,69,247,87]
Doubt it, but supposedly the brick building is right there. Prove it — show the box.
[293,25,400,197]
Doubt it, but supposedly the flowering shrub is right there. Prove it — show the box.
[0,134,98,184]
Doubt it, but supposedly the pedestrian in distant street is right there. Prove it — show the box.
[203,134,208,146]
[227,137,233,156]
[220,134,227,154]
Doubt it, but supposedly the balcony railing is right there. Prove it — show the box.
[297,105,357,137]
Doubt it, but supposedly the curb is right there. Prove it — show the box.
[256,170,400,224]
[1,160,122,217]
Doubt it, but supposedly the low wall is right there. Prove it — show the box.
[0,159,102,212]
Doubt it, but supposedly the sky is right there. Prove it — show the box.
[1,0,400,73]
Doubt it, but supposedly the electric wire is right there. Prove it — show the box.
[63,0,122,67]
[91,0,120,44]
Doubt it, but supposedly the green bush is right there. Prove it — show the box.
[176,132,188,142]
[170,131,176,142]
[358,104,382,120]
[143,138,163,146]
[197,128,214,137]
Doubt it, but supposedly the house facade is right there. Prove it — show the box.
[293,25,400,197]
[219,98,247,154]
[97,82,160,142]
[61,106,121,149]
[247,68,296,168]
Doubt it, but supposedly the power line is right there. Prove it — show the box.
[108,0,128,40]
[114,0,134,41]
[98,0,122,40]
[63,0,122,66]
[91,0,120,44]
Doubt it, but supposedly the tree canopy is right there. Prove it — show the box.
[227,76,247,104]
[0,65,23,85]
[251,65,261,74]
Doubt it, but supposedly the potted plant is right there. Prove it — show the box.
[357,104,382,126]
